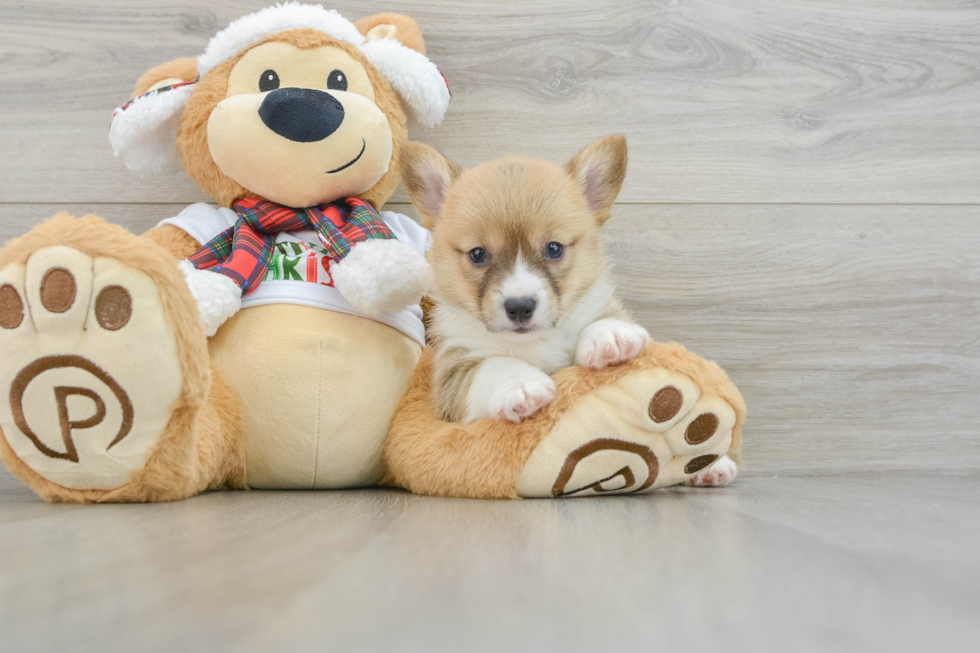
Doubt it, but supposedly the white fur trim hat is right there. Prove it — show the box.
[110,2,451,179]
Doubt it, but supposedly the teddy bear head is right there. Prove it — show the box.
[109,3,450,210]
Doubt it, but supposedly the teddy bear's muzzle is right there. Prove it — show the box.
[258,87,345,143]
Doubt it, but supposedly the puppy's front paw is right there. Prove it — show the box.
[685,456,738,487]
[575,319,650,370]
[488,373,556,423]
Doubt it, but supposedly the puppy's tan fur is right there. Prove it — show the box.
[403,136,649,423]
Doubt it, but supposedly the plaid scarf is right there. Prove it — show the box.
[188,197,395,294]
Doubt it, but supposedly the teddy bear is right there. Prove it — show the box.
[0,3,745,503]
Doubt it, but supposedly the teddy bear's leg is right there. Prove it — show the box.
[385,342,745,499]
[0,214,246,502]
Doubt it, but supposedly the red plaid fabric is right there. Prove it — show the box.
[188,197,395,294]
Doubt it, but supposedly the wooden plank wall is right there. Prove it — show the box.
[1,0,978,475]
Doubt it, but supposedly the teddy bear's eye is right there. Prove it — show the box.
[259,69,280,92]
[327,70,348,92]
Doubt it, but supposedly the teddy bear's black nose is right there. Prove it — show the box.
[258,88,344,143]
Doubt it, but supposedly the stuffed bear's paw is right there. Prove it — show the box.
[0,241,192,492]
[516,362,740,498]
[488,373,556,423]
[685,455,738,487]
[178,261,241,337]
[331,240,432,317]
[575,319,651,370]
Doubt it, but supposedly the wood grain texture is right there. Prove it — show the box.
[1,0,979,203]
[0,471,978,652]
[604,204,980,476]
[2,202,977,476]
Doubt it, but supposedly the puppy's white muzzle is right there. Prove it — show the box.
[494,260,550,333]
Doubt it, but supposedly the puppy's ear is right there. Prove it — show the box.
[565,134,628,224]
[401,142,461,229]
[132,57,198,98]
[356,13,426,54]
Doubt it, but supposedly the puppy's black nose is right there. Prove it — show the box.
[504,297,537,324]
[258,88,344,143]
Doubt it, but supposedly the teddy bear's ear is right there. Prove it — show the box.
[132,57,198,98]
[356,13,449,127]
[400,142,462,229]
[355,13,426,54]
[109,57,199,180]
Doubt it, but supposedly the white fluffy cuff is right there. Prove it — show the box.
[178,260,243,337]
[331,240,432,317]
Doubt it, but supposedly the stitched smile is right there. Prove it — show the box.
[326,139,366,174]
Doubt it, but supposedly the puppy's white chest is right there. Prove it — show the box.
[482,334,576,374]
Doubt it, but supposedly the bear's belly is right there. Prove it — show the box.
[208,304,422,489]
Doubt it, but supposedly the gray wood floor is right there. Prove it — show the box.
[1,467,978,652]
[1,1,979,651]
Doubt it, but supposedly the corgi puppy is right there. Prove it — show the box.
[401,135,651,424]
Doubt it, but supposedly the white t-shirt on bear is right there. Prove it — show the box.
[159,203,430,346]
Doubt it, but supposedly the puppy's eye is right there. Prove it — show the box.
[327,70,348,91]
[259,69,280,92]
[544,242,564,260]
[468,247,490,266]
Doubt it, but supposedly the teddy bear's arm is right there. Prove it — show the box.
[141,225,242,336]
[142,225,201,260]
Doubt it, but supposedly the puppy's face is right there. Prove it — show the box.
[429,159,605,333]
[403,136,628,335]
